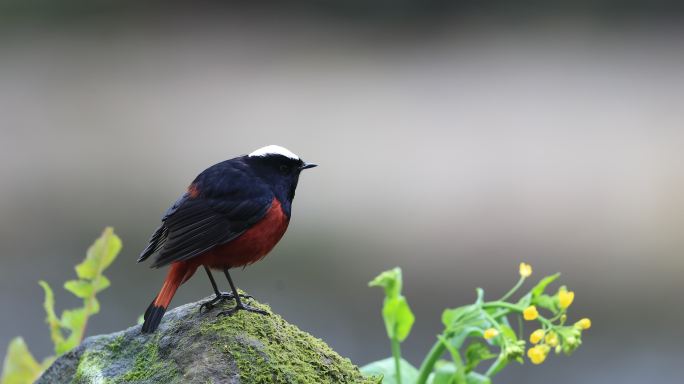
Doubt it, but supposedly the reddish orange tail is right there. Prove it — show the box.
[142,262,195,333]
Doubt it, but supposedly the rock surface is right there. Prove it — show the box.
[37,295,375,383]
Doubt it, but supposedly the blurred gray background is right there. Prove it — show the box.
[1,2,683,383]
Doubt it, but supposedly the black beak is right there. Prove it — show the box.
[299,162,318,170]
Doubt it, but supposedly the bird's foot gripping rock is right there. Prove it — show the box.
[198,292,253,313]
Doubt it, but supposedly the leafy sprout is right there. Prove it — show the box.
[365,267,416,384]
[1,228,122,384]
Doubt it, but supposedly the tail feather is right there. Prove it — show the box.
[141,263,188,333]
[142,303,167,333]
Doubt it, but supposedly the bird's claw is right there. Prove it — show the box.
[216,303,270,317]
[199,292,253,313]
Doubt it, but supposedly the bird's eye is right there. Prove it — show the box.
[279,165,290,173]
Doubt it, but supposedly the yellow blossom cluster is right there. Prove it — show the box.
[513,263,592,365]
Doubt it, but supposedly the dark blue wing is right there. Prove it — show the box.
[138,159,273,268]
[137,193,188,262]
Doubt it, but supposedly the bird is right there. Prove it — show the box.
[137,145,317,333]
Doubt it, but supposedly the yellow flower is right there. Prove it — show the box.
[545,331,559,347]
[558,287,575,309]
[527,345,550,365]
[483,328,499,340]
[529,329,545,344]
[519,262,532,278]
[575,318,592,330]
[523,305,539,321]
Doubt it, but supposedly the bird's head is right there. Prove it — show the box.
[245,145,317,202]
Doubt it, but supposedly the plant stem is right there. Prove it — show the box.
[483,301,522,312]
[439,335,466,384]
[485,355,507,377]
[499,276,525,302]
[483,301,554,327]
[391,337,402,384]
[415,338,447,384]
[79,229,113,343]
[482,310,503,332]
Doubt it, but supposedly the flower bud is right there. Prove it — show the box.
[575,318,591,330]
[545,331,559,347]
[519,262,532,278]
[483,328,499,340]
[523,305,539,321]
[527,345,550,364]
[558,287,575,309]
[529,329,545,344]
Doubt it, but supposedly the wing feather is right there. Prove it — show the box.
[138,159,273,268]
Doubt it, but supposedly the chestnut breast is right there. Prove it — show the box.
[197,198,290,269]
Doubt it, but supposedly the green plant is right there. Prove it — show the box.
[1,227,122,384]
[361,263,591,384]
[363,268,416,384]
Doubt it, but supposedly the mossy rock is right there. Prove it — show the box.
[36,295,376,384]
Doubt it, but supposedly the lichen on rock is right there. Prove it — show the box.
[36,295,376,384]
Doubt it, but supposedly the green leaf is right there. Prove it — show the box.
[465,342,496,373]
[530,273,560,298]
[445,326,483,350]
[428,360,457,384]
[55,308,87,355]
[442,290,486,331]
[63,280,93,299]
[92,276,111,293]
[442,305,483,330]
[61,308,87,332]
[442,306,473,328]
[370,267,414,342]
[499,325,517,343]
[425,361,491,384]
[63,277,110,299]
[474,288,484,306]
[87,297,100,316]
[382,296,415,342]
[38,281,64,353]
[533,294,558,312]
[369,267,402,299]
[60,332,82,357]
[360,357,418,384]
[0,337,43,384]
[75,227,122,279]
[466,371,492,384]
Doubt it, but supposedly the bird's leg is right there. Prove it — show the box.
[217,268,269,317]
[199,266,251,313]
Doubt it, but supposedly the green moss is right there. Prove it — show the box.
[71,350,107,384]
[70,335,178,384]
[119,338,177,383]
[104,335,125,356]
[200,301,374,384]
